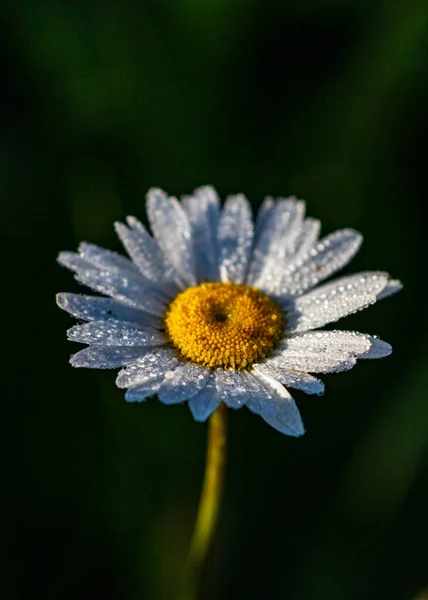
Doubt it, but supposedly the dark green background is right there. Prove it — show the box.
[3,2,428,599]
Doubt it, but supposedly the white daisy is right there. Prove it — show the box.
[56,186,402,436]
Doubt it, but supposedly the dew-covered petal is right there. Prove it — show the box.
[67,320,165,346]
[253,363,324,396]
[254,196,275,241]
[146,188,197,286]
[182,185,221,282]
[248,198,305,286]
[279,330,374,357]
[56,293,161,327]
[59,249,170,313]
[57,251,95,273]
[158,363,210,405]
[262,409,305,437]
[214,369,254,409]
[377,279,403,301]
[261,228,363,297]
[293,218,321,258]
[78,242,140,274]
[236,371,281,418]
[74,268,167,316]
[251,370,305,436]
[70,346,148,369]
[218,194,254,284]
[116,348,178,388]
[286,272,389,332]
[125,380,164,403]
[359,337,392,359]
[271,330,374,373]
[271,351,357,374]
[188,374,222,422]
[115,217,181,293]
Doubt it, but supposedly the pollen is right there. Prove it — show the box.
[164,282,284,370]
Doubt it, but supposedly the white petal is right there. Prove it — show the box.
[271,352,357,374]
[262,228,363,297]
[218,194,254,284]
[293,218,321,258]
[116,348,178,388]
[254,196,275,241]
[213,369,261,409]
[74,268,167,316]
[70,346,148,369]
[67,320,165,346]
[182,185,221,282]
[78,242,140,274]
[280,330,373,355]
[188,374,221,422]
[115,217,181,292]
[214,369,275,414]
[271,330,373,373]
[158,363,210,405]
[252,370,305,436]
[238,371,281,418]
[286,272,389,332]
[253,363,324,395]
[56,293,161,327]
[58,245,140,276]
[125,380,163,403]
[57,251,94,273]
[359,337,392,359]
[377,279,403,301]
[248,198,305,287]
[253,197,319,261]
[262,409,305,437]
[146,188,197,286]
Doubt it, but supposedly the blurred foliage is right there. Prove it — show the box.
[2,1,428,599]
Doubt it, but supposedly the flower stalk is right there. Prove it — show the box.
[179,402,228,600]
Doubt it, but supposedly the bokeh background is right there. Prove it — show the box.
[3,1,428,599]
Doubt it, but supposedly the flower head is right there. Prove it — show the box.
[57,186,402,436]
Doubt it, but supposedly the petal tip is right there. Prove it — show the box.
[69,353,83,368]
[188,405,208,422]
[146,187,167,202]
[56,292,66,308]
[194,184,217,196]
[364,338,393,359]
[125,216,141,229]
[113,220,124,232]
[377,278,403,301]
[57,251,74,267]
[66,325,80,341]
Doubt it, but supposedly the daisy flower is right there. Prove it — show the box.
[56,186,401,437]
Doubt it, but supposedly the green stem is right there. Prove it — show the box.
[179,403,228,600]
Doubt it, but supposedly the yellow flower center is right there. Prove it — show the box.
[164,282,284,370]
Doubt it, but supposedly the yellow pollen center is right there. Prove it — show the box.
[164,282,284,370]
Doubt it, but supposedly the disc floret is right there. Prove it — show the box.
[164,282,284,369]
